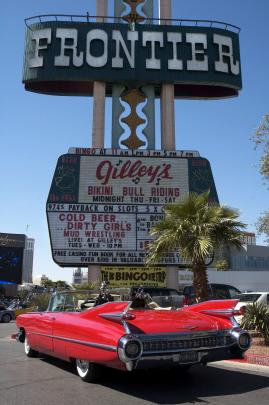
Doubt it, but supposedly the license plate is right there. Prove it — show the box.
[173,351,198,363]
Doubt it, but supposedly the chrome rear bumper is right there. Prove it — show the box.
[135,347,233,370]
[118,328,251,371]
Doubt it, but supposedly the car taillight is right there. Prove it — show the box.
[183,296,190,306]
[232,306,246,316]
[239,305,246,315]
[122,312,136,320]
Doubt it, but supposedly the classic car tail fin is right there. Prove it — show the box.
[81,301,134,324]
[183,299,240,320]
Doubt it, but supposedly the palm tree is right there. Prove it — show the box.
[145,192,246,302]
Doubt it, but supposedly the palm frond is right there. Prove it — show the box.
[146,192,245,267]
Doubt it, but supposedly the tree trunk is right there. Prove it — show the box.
[192,260,209,302]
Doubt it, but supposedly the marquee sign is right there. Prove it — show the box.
[23,20,241,98]
[100,266,167,288]
[46,149,218,267]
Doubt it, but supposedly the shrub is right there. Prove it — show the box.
[241,302,269,345]
[30,294,51,312]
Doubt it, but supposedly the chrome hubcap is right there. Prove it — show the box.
[77,359,89,373]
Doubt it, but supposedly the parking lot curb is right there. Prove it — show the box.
[223,353,269,368]
[242,353,269,367]
[212,360,269,374]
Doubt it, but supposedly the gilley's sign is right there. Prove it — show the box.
[46,149,218,267]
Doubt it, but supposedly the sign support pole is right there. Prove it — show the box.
[159,0,175,150]
[91,0,107,148]
[159,0,177,288]
[88,0,108,286]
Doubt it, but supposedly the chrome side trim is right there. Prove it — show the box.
[99,312,123,320]
[30,332,117,352]
[122,302,133,334]
[201,309,235,317]
[122,320,131,335]
[200,308,241,327]
[231,317,240,327]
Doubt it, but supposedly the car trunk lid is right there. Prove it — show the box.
[126,309,219,334]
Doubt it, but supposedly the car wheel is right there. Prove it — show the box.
[76,359,100,382]
[24,335,38,358]
[1,314,11,323]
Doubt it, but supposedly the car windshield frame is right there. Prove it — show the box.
[47,289,123,312]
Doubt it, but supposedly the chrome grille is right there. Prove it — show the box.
[142,335,232,354]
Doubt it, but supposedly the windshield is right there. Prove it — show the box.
[47,290,122,312]
[239,294,261,303]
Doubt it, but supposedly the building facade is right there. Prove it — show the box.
[178,239,269,292]
[72,268,88,285]
[230,244,269,271]
[239,232,256,246]
[22,237,35,283]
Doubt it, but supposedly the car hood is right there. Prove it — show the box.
[126,308,220,334]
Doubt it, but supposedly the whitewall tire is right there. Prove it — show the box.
[75,359,100,382]
[24,335,38,358]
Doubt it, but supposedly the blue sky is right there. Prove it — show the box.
[1,0,268,282]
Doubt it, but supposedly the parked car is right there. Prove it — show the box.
[183,283,241,305]
[0,305,15,323]
[234,292,269,324]
[6,301,36,317]
[129,286,184,308]
[14,288,251,382]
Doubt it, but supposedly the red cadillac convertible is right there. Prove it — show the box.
[14,286,251,382]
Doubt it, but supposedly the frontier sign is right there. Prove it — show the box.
[23,20,241,98]
[46,149,218,267]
